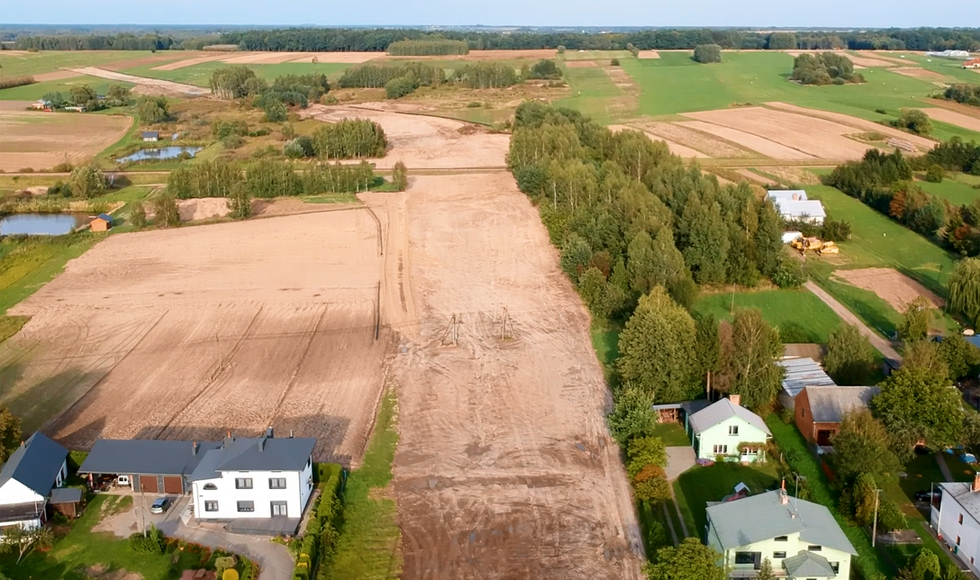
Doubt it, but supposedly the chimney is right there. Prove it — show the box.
[266,426,274,439]
[729,394,741,407]
[259,437,266,452]
[289,429,294,439]
[973,473,980,493]
[780,479,789,505]
[192,441,199,456]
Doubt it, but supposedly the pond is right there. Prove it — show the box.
[116,146,203,164]
[0,213,91,236]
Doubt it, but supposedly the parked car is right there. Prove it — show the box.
[915,490,941,502]
[150,497,170,514]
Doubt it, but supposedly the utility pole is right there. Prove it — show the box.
[871,488,883,547]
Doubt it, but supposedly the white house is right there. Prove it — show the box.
[0,432,68,530]
[707,487,856,579]
[190,430,316,522]
[688,395,771,463]
[767,190,827,225]
[931,476,980,575]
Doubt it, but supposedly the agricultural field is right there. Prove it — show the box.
[916,172,980,205]
[123,61,354,88]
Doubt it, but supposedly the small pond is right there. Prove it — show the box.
[0,213,91,236]
[116,146,203,164]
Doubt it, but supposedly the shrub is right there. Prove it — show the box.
[212,119,249,139]
[528,59,561,80]
[877,500,907,532]
[891,109,933,135]
[820,218,852,241]
[51,162,74,173]
[284,136,314,159]
[385,76,416,100]
[925,164,945,183]
[692,44,722,64]
[610,58,620,66]
[129,526,165,553]
[222,135,245,150]
[264,100,288,122]
[875,108,888,115]
[772,259,807,288]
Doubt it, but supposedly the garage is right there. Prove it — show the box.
[78,439,221,496]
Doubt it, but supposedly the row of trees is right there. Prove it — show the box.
[339,60,559,99]
[827,147,980,256]
[209,66,331,121]
[790,53,864,85]
[41,84,131,111]
[166,158,377,200]
[386,39,469,56]
[943,84,980,108]
[337,62,446,89]
[309,119,387,159]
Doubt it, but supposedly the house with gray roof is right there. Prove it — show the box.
[777,357,837,410]
[932,477,980,578]
[191,429,315,534]
[707,488,856,579]
[794,386,879,447]
[0,431,68,530]
[689,395,771,463]
[78,439,221,495]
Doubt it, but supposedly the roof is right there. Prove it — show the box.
[803,386,879,423]
[651,400,711,415]
[965,336,980,349]
[142,131,159,138]
[0,432,68,498]
[190,435,316,481]
[93,213,113,223]
[774,199,827,219]
[778,358,836,399]
[783,343,824,363]
[768,190,808,202]
[707,490,857,555]
[689,398,771,436]
[49,487,83,504]
[940,483,980,522]
[78,440,221,476]
[783,550,837,577]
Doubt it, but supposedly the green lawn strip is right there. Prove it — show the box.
[0,234,98,314]
[3,494,199,579]
[673,463,780,541]
[301,193,361,204]
[123,61,354,88]
[323,388,401,579]
[671,478,699,541]
[555,64,626,125]
[0,315,29,344]
[916,173,980,206]
[692,288,842,343]
[766,416,892,578]
[0,51,166,77]
[0,76,135,101]
[650,422,691,447]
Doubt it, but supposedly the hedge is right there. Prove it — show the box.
[292,463,345,580]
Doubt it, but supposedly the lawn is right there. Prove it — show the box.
[0,75,135,101]
[3,494,201,579]
[692,288,842,343]
[0,50,170,77]
[901,53,980,85]
[916,173,980,206]
[124,61,354,88]
[618,51,979,142]
[555,64,630,125]
[0,234,99,314]
[322,388,401,579]
[650,421,691,447]
[673,462,779,541]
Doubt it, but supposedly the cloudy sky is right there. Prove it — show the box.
[3,0,978,28]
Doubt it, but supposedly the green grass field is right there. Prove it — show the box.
[0,75,135,101]
[673,463,780,540]
[901,53,980,85]
[916,173,980,206]
[0,50,177,77]
[555,64,629,125]
[123,61,354,88]
[692,288,842,343]
[619,52,979,142]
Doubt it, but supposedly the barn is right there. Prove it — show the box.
[78,440,221,495]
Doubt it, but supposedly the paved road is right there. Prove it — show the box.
[805,281,902,362]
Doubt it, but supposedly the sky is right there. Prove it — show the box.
[2,0,979,28]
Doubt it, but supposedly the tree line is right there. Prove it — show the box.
[386,39,468,56]
[943,84,980,108]
[791,53,864,85]
[209,66,330,121]
[827,144,980,256]
[15,28,979,53]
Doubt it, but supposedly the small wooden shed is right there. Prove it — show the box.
[49,487,83,519]
[90,213,113,232]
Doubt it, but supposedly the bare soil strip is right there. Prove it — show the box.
[152,53,230,71]
[32,70,83,82]
[0,109,131,171]
[373,173,644,579]
[636,50,660,59]
[287,52,380,64]
[833,267,944,311]
[566,60,599,68]
[609,124,708,158]
[736,168,778,184]
[67,67,209,97]
[763,102,938,151]
[221,52,311,65]
[676,119,816,160]
[636,121,755,158]
[891,67,952,82]
[918,108,980,132]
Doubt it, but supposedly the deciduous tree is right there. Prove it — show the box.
[831,410,902,485]
[153,193,180,228]
[68,164,107,199]
[228,182,251,220]
[392,161,408,191]
[715,309,783,410]
[645,538,725,580]
[900,296,933,342]
[129,201,147,230]
[823,323,877,385]
[949,258,980,327]
[137,96,169,124]
[902,340,950,380]
[939,333,980,381]
[0,409,21,464]
[872,367,963,454]
[607,386,657,444]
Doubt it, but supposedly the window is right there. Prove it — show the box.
[957,536,962,546]
[237,501,255,513]
[774,536,788,542]
[271,501,288,517]
[807,545,822,552]
[773,551,786,559]
[830,562,840,574]
[971,557,975,565]
[802,408,806,417]
[713,444,728,454]
[204,500,218,512]
[734,552,757,565]
[729,425,739,436]
[269,478,287,489]
[235,478,253,490]
[959,513,964,524]
[203,483,217,490]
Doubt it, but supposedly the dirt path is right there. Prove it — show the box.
[805,281,902,361]
[382,172,644,579]
[67,67,210,97]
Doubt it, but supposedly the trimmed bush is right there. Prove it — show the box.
[129,526,165,554]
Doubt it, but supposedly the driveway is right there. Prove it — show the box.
[805,281,902,361]
[665,447,696,481]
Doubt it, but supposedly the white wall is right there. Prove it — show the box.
[0,480,45,507]
[936,491,980,576]
[193,459,314,520]
[695,417,769,462]
[707,526,851,579]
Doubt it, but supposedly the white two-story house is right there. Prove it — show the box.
[0,431,69,530]
[707,487,856,579]
[190,429,316,521]
[689,395,772,463]
[931,475,980,575]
